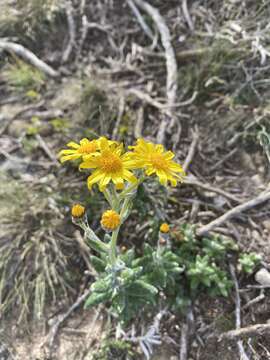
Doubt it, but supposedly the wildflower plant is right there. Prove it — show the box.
[60,136,186,322]
[59,136,258,325]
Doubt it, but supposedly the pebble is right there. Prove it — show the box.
[255,268,270,286]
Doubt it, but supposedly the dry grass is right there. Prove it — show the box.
[0,171,78,323]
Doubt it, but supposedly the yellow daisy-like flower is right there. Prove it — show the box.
[129,138,186,187]
[160,223,170,233]
[71,204,85,218]
[101,209,120,232]
[80,137,137,191]
[59,138,99,163]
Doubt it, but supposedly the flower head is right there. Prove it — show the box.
[129,139,186,187]
[59,138,99,163]
[101,209,120,232]
[71,204,85,218]
[80,137,137,191]
[160,223,170,233]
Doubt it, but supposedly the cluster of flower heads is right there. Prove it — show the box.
[59,136,186,192]
[71,202,170,235]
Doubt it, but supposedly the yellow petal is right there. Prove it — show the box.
[123,170,137,183]
[59,149,77,155]
[98,175,111,191]
[80,138,91,146]
[60,154,81,163]
[80,158,99,169]
[87,171,104,189]
[66,141,80,149]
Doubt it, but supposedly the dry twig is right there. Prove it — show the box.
[62,1,76,63]
[185,176,242,204]
[229,264,250,360]
[35,134,59,166]
[183,127,199,172]
[0,40,59,77]
[182,0,194,32]
[179,306,194,360]
[220,323,270,341]
[132,0,178,144]
[126,0,156,44]
[197,190,270,237]
[134,105,145,138]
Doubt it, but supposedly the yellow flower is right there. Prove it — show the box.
[80,137,137,191]
[59,138,99,163]
[129,138,186,187]
[71,204,85,218]
[160,223,170,233]
[101,210,120,231]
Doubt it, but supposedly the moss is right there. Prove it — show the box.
[3,60,45,93]
[50,118,71,133]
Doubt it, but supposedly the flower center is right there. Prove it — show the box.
[100,153,123,173]
[78,142,97,154]
[149,153,168,171]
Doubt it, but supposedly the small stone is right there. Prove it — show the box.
[263,220,270,232]
[250,174,263,187]
[255,268,270,286]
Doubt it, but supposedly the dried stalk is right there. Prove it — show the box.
[0,40,59,77]
[62,1,76,63]
[132,0,178,144]
[197,190,270,237]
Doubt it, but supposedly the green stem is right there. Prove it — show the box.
[119,182,138,200]
[103,188,113,208]
[79,221,109,253]
[111,186,120,211]
[109,227,120,264]
[109,197,131,264]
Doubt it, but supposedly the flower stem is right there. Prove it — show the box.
[109,227,120,264]
[103,188,113,208]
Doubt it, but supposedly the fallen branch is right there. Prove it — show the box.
[133,0,178,144]
[0,40,59,78]
[219,322,270,341]
[196,190,270,237]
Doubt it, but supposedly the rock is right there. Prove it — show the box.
[255,268,270,286]
[263,220,270,232]
[250,174,263,188]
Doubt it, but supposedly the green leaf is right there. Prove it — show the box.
[91,276,112,293]
[84,291,111,308]
[90,255,106,273]
[135,279,158,296]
